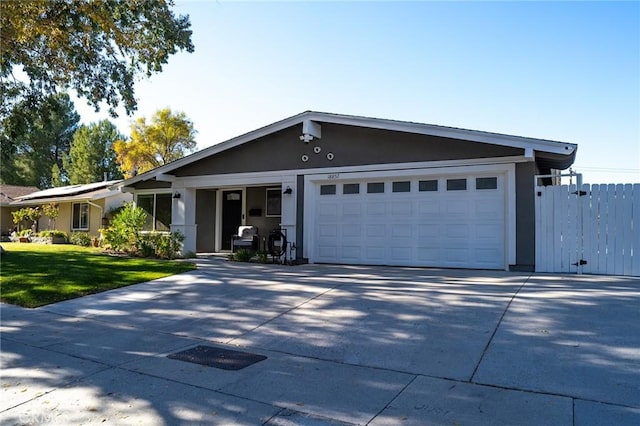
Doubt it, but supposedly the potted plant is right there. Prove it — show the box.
[38,230,68,244]
[18,229,31,243]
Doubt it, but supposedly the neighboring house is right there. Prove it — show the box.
[117,111,577,271]
[10,181,132,236]
[0,185,41,235]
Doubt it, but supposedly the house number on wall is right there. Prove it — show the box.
[327,173,340,180]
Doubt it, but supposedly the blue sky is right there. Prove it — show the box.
[75,1,640,183]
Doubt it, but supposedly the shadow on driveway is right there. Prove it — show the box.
[1,259,638,425]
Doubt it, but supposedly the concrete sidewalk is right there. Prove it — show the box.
[1,258,639,425]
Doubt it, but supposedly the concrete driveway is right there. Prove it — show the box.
[1,258,639,425]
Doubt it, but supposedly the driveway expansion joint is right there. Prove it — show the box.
[366,375,418,425]
[469,272,533,382]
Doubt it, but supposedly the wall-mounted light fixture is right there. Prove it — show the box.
[173,192,181,199]
[283,186,293,195]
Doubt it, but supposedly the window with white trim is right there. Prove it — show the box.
[392,181,411,193]
[476,177,498,190]
[343,183,360,194]
[367,182,385,194]
[419,180,438,192]
[266,188,282,217]
[446,178,467,191]
[137,193,172,231]
[72,203,89,230]
[320,184,336,195]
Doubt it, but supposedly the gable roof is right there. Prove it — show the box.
[120,110,578,186]
[0,185,40,205]
[11,180,123,206]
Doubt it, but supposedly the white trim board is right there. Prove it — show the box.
[150,156,528,191]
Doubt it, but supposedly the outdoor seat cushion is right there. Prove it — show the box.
[237,226,257,239]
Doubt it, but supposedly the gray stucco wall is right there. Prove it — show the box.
[195,189,216,252]
[515,162,537,270]
[172,123,524,177]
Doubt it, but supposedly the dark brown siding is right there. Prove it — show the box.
[173,123,524,177]
[129,180,172,190]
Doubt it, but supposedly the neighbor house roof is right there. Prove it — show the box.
[11,180,123,206]
[0,185,40,206]
[119,110,578,187]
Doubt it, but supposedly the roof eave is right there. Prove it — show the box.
[9,188,117,206]
[116,110,577,188]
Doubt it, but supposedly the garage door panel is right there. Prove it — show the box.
[319,224,338,238]
[445,248,471,263]
[445,224,469,238]
[418,200,441,216]
[446,199,469,215]
[476,223,502,239]
[367,202,386,216]
[475,248,502,264]
[391,224,413,238]
[418,224,440,238]
[391,246,413,262]
[318,203,339,218]
[318,246,338,259]
[391,201,413,217]
[367,224,386,237]
[417,247,440,263]
[341,246,361,260]
[366,246,385,261]
[342,202,362,217]
[474,199,503,220]
[342,224,362,237]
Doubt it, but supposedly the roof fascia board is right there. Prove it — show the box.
[155,173,176,182]
[308,112,576,155]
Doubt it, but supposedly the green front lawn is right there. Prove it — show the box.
[0,242,196,308]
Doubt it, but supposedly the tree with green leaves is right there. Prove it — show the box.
[64,120,124,184]
[1,0,193,119]
[12,206,41,232]
[0,93,79,187]
[114,108,197,178]
[41,203,60,229]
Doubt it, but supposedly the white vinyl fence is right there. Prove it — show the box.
[535,183,640,276]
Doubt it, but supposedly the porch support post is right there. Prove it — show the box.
[171,187,197,255]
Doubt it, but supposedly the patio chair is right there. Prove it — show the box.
[231,226,259,252]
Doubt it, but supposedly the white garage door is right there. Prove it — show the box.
[313,175,505,269]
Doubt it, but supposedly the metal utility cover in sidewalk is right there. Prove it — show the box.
[168,345,267,370]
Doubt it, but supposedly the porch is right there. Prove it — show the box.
[167,183,297,255]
